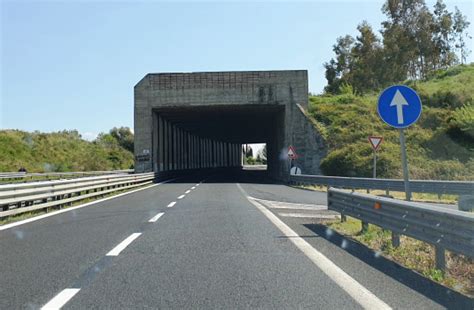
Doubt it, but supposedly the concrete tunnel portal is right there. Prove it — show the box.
[134,70,326,180]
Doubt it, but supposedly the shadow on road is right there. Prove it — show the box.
[303,223,474,309]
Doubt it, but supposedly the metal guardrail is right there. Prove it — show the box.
[0,172,156,218]
[327,188,474,270]
[290,174,474,196]
[0,169,133,181]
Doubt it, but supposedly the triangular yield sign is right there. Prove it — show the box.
[368,136,383,151]
[288,145,297,159]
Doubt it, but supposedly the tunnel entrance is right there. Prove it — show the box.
[152,105,283,177]
[134,70,326,180]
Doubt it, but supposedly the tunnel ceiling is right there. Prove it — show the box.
[155,105,283,143]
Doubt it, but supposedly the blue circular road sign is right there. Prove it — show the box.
[377,85,422,128]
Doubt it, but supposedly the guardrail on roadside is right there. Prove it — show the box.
[327,187,474,270]
[290,174,474,196]
[0,172,156,219]
[0,169,134,181]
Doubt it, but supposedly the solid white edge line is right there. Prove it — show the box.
[177,195,185,199]
[237,184,391,310]
[106,233,142,256]
[167,202,177,208]
[148,212,164,223]
[0,178,178,231]
[185,190,191,194]
[41,288,80,310]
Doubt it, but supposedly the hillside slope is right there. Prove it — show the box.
[0,130,133,172]
[308,64,474,180]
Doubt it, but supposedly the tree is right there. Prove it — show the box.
[433,0,456,69]
[324,35,355,94]
[109,127,134,153]
[323,0,471,94]
[350,21,383,93]
[453,7,472,64]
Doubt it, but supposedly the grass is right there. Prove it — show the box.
[308,63,474,181]
[326,217,474,296]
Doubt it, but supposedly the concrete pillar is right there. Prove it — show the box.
[213,140,217,167]
[185,132,189,170]
[207,139,210,168]
[190,135,194,169]
[182,130,186,170]
[152,112,158,172]
[166,121,171,171]
[163,119,168,171]
[205,138,209,168]
[221,142,224,167]
[193,136,197,169]
[202,137,205,169]
[175,128,180,170]
[235,144,239,166]
[198,137,202,169]
[158,116,164,171]
[178,128,182,170]
[218,141,222,167]
[172,125,177,170]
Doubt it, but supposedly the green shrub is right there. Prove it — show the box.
[0,130,133,172]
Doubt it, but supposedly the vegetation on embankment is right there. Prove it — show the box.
[308,63,474,180]
[0,128,134,172]
[326,217,474,296]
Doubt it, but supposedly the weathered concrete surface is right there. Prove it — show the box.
[134,70,326,179]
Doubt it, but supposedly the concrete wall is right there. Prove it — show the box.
[134,70,326,179]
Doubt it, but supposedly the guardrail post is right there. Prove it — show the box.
[435,246,445,271]
[391,232,400,248]
[361,221,369,233]
[340,214,346,222]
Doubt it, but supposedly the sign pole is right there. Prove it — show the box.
[399,129,411,201]
[373,150,377,179]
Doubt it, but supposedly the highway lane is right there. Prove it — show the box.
[0,177,203,309]
[238,179,472,309]
[0,172,471,309]
[66,175,360,309]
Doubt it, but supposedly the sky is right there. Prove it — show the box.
[1,0,473,141]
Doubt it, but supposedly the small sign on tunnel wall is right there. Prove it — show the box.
[135,154,150,162]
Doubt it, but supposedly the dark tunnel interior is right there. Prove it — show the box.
[153,105,285,178]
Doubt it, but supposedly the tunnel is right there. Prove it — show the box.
[134,70,326,180]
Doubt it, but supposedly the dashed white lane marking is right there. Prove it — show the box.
[106,233,142,256]
[0,178,178,231]
[191,186,196,190]
[177,195,185,199]
[278,212,340,219]
[185,190,191,194]
[41,288,80,310]
[148,212,164,223]
[237,184,391,310]
[196,184,200,187]
[167,201,177,208]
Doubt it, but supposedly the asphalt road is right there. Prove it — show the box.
[0,171,472,309]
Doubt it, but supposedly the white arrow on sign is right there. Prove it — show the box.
[390,89,409,124]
